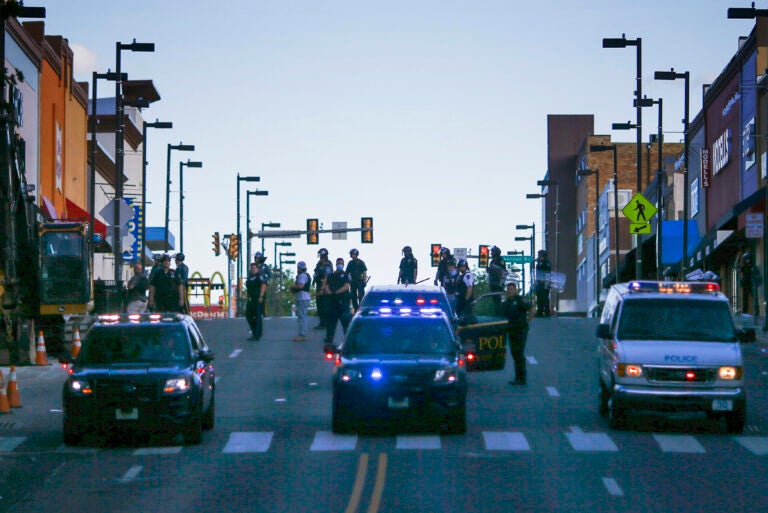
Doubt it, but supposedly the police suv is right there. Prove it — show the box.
[596,281,753,433]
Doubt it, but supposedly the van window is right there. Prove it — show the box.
[617,299,736,342]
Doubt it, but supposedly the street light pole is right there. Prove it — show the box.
[178,159,202,254]
[275,241,292,268]
[141,119,172,261]
[655,68,690,278]
[515,223,536,298]
[246,190,269,265]
[261,222,281,254]
[164,143,194,251]
[236,174,261,300]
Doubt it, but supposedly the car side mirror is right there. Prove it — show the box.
[737,328,756,343]
[596,323,611,339]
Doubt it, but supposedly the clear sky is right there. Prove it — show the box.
[41,0,753,287]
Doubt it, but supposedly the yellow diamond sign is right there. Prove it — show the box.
[622,193,657,224]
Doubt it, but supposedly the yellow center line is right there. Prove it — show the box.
[345,453,369,513]
[367,452,388,513]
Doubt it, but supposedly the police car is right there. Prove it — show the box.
[596,281,753,433]
[359,284,456,323]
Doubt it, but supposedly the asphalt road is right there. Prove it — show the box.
[3,314,768,513]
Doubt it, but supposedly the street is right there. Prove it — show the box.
[2,315,768,513]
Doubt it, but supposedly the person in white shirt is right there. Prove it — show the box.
[290,261,312,341]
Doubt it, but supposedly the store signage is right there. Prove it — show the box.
[701,148,711,188]
[712,128,731,175]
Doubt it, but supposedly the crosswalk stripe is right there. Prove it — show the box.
[652,434,705,454]
[310,431,357,451]
[565,426,618,452]
[223,432,274,453]
[482,431,530,451]
[546,387,560,397]
[526,356,538,365]
[0,436,26,452]
[734,436,768,455]
[396,435,441,450]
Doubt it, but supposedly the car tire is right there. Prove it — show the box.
[724,403,746,434]
[608,394,627,430]
[182,410,203,445]
[598,380,610,418]
[332,396,354,434]
[442,403,467,435]
[62,418,83,446]
[202,393,215,431]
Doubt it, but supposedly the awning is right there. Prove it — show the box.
[65,199,107,238]
[661,220,701,265]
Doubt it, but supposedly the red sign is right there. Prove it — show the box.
[701,148,711,189]
[189,305,228,320]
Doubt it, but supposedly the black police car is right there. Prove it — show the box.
[60,313,216,445]
[330,310,468,434]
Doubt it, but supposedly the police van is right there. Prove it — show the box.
[596,280,754,433]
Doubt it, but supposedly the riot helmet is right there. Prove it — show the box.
[349,248,359,256]
[318,248,329,258]
[491,246,501,257]
[402,246,412,255]
[456,258,468,268]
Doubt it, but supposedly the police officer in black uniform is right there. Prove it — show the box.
[455,258,474,319]
[323,257,352,344]
[346,248,368,311]
[534,249,552,317]
[313,248,333,329]
[487,246,507,315]
[442,257,459,314]
[434,247,452,287]
[398,246,418,285]
[174,253,190,314]
[502,281,533,385]
[246,262,268,340]
[148,254,183,313]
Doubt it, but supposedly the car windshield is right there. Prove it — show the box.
[344,317,455,355]
[80,325,190,364]
[617,299,737,342]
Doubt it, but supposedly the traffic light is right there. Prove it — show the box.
[212,232,220,256]
[431,243,442,267]
[307,219,319,245]
[361,217,373,244]
[478,245,489,268]
[228,234,239,260]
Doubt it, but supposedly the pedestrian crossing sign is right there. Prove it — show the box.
[622,193,657,224]
[630,223,652,234]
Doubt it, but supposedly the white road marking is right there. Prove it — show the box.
[215,377,221,383]
[482,431,530,451]
[229,349,242,358]
[734,436,768,455]
[0,437,26,452]
[565,426,618,452]
[222,432,274,453]
[526,356,538,365]
[602,477,624,497]
[133,446,183,456]
[652,434,705,454]
[119,465,143,483]
[310,431,358,451]
[396,435,441,450]
[546,387,559,397]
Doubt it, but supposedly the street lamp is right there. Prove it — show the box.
[603,34,643,279]
[275,241,292,267]
[516,223,536,295]
[114,39,155,284]
[507,249,526,293]
[261,222,281,254]
[655,68,690,277]
[279,251,296,272]
[237,174,261,297]
[590,143,621,281]
[178,160,202,254]
[578,168,601,309]
[164,143,194,251]
[140,119,172,261]
[636,96,665,279]
[246,190,269,265]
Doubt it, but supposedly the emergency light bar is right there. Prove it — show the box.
[627,281,720,294]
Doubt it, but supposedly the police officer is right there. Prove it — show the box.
[346,248,368,311]
[148,254,184,313]
[434,247,452,286]
[503,281,534,386]
[398,246,418,285]
[442,257,459,314]
[534,249,552,317]
[455,258,474,319]
[313,248,333,329]
[246,261,268,341]
[253,251,271,296]
[174,253,190,314]
[487,246,507,315]
[323,257,352,344]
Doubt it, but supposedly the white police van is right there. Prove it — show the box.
[596,280,753,433]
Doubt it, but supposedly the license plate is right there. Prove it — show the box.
[712,399,733,411]
[115,407,139,420]
[388,397,409,409]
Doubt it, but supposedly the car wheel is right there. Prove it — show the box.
[62,418,83,446]
[442,403,467,435]
[202,393,215,431]
[332,396,354,434]
[182,410,203,444]
[608,394,626,430]
[724,403,746,434]
[598,380,609,418]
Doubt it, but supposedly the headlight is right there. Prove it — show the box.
[163,377,191,394]
[69,379,92,395]
[616,364,643,378]
[434,368,459,383]
[340,369,362,382]
[718,366,742,380]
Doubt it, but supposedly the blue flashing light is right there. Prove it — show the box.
[371,368,383,380]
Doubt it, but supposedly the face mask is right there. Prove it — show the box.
[449,269,458,277]
[336,265,344,271]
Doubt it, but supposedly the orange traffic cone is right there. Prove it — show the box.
[71,327,82,358]
[7,366,20,408]
[35,331,49,366]
[0,374,9,414]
